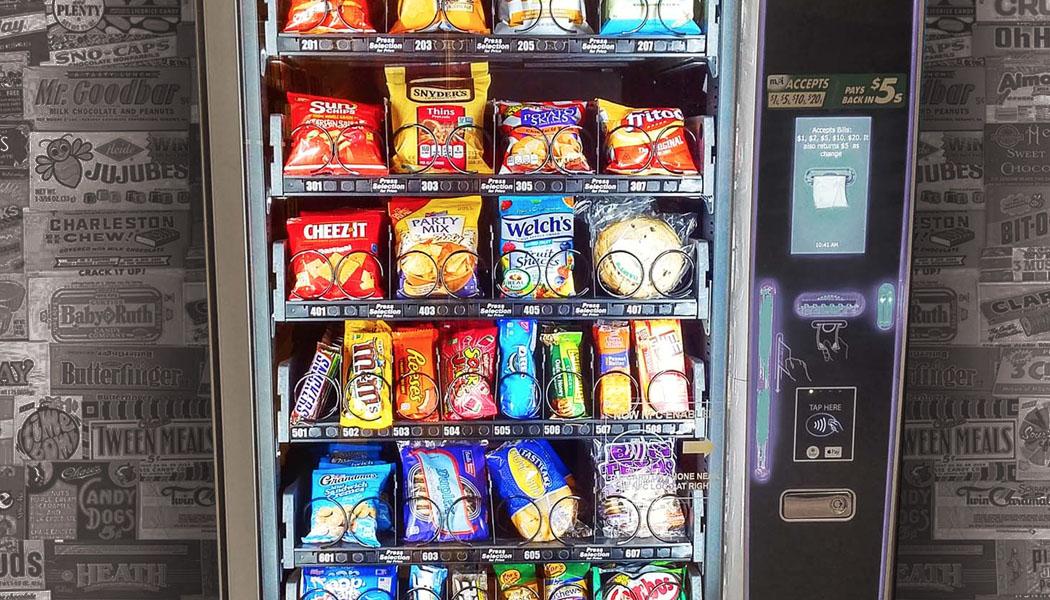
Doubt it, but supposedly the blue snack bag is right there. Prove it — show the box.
[410,565,449,600]
[601,0,702,35]
[498,318,539,419]
[302,463,393,548]
[400,441,491,543]
[486,439,577,542]
[301,566,397,600]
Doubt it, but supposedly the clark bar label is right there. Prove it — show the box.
[767,73,907,109]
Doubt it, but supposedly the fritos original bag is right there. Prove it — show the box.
[342,321,394,430]
[284,0,377,33]
[285,93,387,177]
[598,99,698,176]
[391,0,488,32]
[389,197,482,298]
[386,63,492,174]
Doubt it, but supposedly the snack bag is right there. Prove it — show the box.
[292,338,343,424]
[597,100,698,176]
[389,197,482,298]
[342,321,394,429]
[301,566,397,600]
[411,566,449,600]
[585,197,696,299]
[386,63,492,174]
[591,564,686,600]
[287,210,385,300]
[499,196,576,299]
[593,439,686,540]
[541,327,587,418]
[498,318,539,419]
[594,320,632,418]
[544,563,589,600]
[441,323,499,420]
[601,0,701,35]
[285,93,387,176]
[497,102,591,174]
[400,441,491,543]
[486,439,577,542]
[495,564,541,600]
[393,327,441,421]
[452,570,490,600]
[302,463,393,547]
[496,0,592,33]
[391,0,489,32]
[284,0,377,33]
[633,319,689,415]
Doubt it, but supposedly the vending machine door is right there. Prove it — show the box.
[724,0,922,598]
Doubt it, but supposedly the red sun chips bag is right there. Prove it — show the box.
[285,93,388,177]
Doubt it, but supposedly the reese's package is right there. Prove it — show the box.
[393,326,441,421]
[386,63,492,174]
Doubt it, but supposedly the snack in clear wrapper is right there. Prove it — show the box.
[498,319,540,419]
[300,566,398,600]
[386,64,491,174]
[591,563,686,600]
[541,327,587,418]
[390,197,482,298]
[585,197,696,300]
[544,563,590,600]
[593,321,632,418]
[487,439,577,541]
[593,438,686,540]
[597,100,698,176]
[293,336,343,424]
[285,93,387,176]
[496,0,592,33]
[342,321,394,430]
[632,319,689,416]
[302,462,393,548]
[410,565,449,600]
[400,441,491,543]
[284,0,377,33]
[440,322,499,420]
[495,564,541,600]
[287,210,385,301]
[600,0,701,35]
[499,196,576,299]
[393,326,441,420]
[497,103,591,175]
[451,570,491,600]
[392,0,489,32]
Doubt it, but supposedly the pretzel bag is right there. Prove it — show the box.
[285,93,387,177]
[286,210,385,300]
[386,63,492,174]
[597,99,698,176]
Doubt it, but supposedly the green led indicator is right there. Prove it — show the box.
[877,283,895,330]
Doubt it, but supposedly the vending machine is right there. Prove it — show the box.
[196,0,921,598]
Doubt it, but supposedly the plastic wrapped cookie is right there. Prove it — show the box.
[584,197,696,299]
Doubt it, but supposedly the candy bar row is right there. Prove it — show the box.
[283,0,702,37]
[293,562,692,600]
[293,438,698,550]
[291,318,698,427]
[286,197,702,303]
[281,64,703,179]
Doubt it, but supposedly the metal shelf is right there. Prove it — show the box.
[275,33,707,60]
[290,542,694,566]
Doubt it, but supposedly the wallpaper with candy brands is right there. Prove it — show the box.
[897,1,1050,598]
[0,1,218,599]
